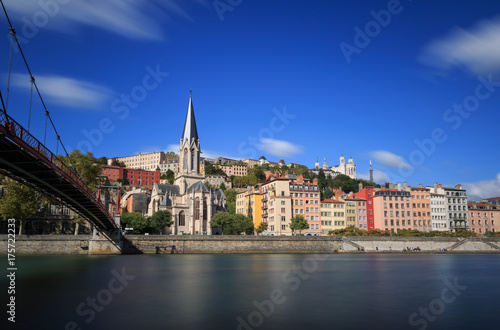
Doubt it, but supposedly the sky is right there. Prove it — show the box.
[1,0,499,200]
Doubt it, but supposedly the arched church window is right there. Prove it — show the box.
[203,198,208,220]
[184,149,188,170]
[195,197,200,220]
[191,148,195,171]
[179,211,185,226]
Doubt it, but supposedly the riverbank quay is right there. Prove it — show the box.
[1,235,500,255]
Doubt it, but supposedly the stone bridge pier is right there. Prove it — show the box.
[89,227,123,254]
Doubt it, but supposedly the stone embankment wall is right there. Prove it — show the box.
[0,234,122,255]
[1,235,500,255]
[122,235,344,254]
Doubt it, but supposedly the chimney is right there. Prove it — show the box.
[403,182,407,189]
[438,184,443,188]
[389,183,394,189]
[358,182,363,192]
[434,182,438,193]
[455,184,462,189]
[313,178,318,185]
[419,183,423,188]
[397,182,401,191]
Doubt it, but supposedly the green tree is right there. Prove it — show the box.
[165,152,178,159]
[290,215,309,235]
[256,222,268,234]
[224,189,238,214]
[322,188,334,200]
[210,212,234,235]
[317,169,327,190]
[219,182,226,190]
[165,169,175,184]
[209,212,254,235]
[0,180,50,234]
[292,164,310,177]
[149,210,172,234]
[97,157,108,165]
[234,214,254,235]
[60,149,104,191]
[121,212,148,233]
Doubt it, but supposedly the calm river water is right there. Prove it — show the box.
[3,254,499,330]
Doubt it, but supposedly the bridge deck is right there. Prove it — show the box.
[0,113,117,230]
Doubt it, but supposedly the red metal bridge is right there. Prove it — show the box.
[0,109,118,230]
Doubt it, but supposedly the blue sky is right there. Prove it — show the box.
[1,0,500,200]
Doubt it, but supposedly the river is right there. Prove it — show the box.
[3,254,499,329]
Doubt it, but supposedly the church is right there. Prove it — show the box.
[311,154,357,179]
[148,93,226,234]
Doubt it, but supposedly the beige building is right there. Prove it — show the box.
[159,159,179,173]
[343,197,358,228]
[321,199,343,235]
[220,163,248,177]
[203,175,232,189]
[109,151,166,171]
[261,176,292,235]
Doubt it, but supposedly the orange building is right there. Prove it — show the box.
[289,175,320,235]
[373,189,413,233]
[409,186,432,232]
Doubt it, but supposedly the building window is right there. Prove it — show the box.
[179,211,185,226]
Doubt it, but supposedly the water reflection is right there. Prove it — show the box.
[3,254,499,329]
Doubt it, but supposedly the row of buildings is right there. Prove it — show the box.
[236,172,499,236]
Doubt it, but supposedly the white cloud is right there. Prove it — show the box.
[358,170,390,183]
[369,150,411,169]
[257,138,303,158]
[5,0,206,40]
[11,73,112,109]
[463,173,500,201]
[419,16,500,75]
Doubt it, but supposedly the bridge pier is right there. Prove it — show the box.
[89,227,123,254]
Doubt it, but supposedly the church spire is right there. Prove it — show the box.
[181,90,198,144]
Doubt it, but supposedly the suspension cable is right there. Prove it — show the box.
[5,27,14,112]
[28,75,34,132]
[1,0,78,175]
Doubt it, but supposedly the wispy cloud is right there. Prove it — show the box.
[463,173,500,201]
[257,138,303,158]
[418,16,500,75]
[11,73,112,109]
[5,0,207,40]
[369,150,410,169]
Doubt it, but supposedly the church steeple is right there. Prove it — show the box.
[181,90,198,144]
[177,91,202,184]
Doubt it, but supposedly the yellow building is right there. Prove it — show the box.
[320,200,335,235]
[322,199,346,233]
[236,186,263,231]
[343,197,358,228]
[242,159,260,169]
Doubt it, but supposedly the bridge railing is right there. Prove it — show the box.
[0,110,115,227]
